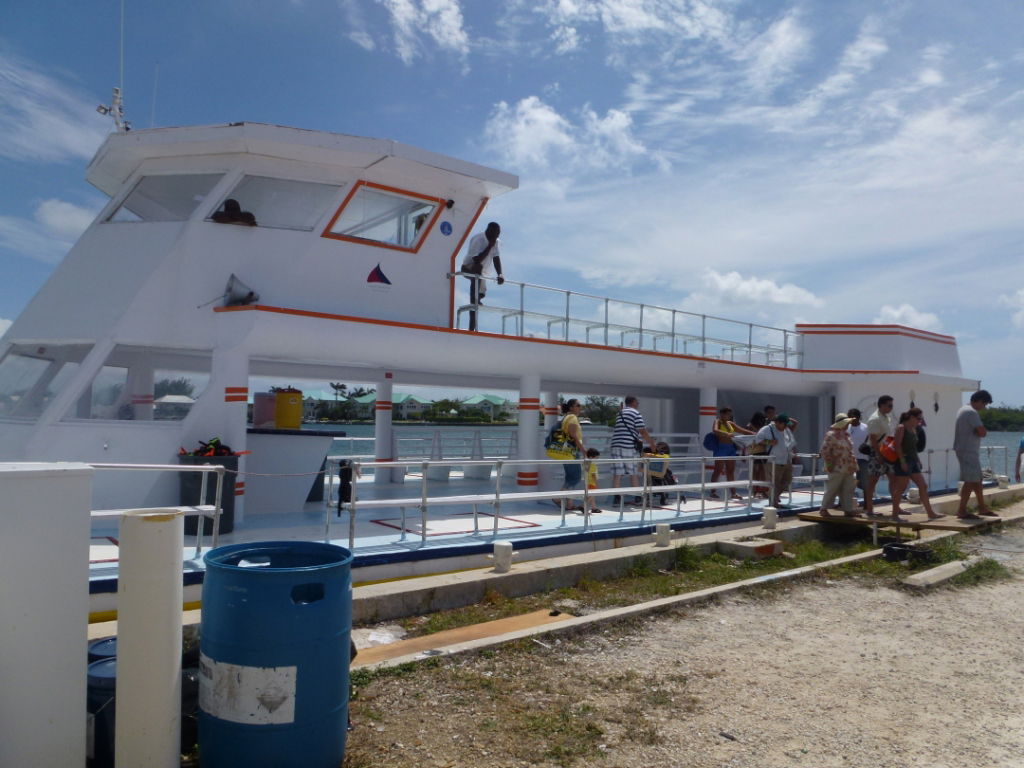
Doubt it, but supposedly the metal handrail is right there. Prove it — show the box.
[450,273,802,367]
[323,453,796,548]
[89,462,225,556]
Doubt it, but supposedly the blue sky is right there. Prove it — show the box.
[2,0,1023,404]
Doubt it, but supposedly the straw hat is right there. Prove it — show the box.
[831,413,854,430]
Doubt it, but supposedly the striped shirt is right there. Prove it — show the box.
[611,407,646,450]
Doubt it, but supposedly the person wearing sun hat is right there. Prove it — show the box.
[818,413,859,517]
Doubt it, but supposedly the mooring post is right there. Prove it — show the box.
[653,523,671,547]
[490,541,517,573]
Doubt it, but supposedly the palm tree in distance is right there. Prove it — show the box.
[329,382,347,402]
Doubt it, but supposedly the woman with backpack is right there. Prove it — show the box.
[546,399,586,510]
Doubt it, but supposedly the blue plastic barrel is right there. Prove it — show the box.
[86,658,117,767]
[198,541,352,768]
[87,636,117,664]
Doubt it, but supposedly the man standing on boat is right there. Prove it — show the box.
[954,389,997,519]
[461,222,504,331]
[610,396,656,504]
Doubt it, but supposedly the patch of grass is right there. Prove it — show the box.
[950,557,1012,587]
[625,553,656,578]
[374,536,910,641]
[350,657,440,691]
[522,704,605,766]
[926,537,967,564]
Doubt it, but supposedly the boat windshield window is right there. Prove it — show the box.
[109,174,224,222]
[0,344,89,421]
[64,346,212,422]
[211,176,341,231]
[322,181,440,251]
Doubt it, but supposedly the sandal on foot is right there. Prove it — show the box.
[979,510,999,517]
[957,513,982,520]
[818,509,833,517]
[926,513,945,520]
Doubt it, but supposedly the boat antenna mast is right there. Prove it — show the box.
[96,0,130,132]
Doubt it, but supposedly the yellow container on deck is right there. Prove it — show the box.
[274,389,303,429]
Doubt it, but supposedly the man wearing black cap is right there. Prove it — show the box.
[755,413,797,508]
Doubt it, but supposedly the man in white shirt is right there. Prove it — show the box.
[846,408,870,504]
[863,395,895,517]
[461,222,504,331]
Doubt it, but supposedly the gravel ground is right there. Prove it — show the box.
[345,522,1024,768]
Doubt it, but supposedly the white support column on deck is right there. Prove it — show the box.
[834,383,854,415]
[651,397,673,439]
[374,372,395,484]
[0,463,93,768]
[516,374,541,487]
[205,343,250,520]
[699,387,718,438]
[128,360,155,421]
[542,391,559,431]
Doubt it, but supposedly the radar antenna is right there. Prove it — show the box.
[95,0,130,132]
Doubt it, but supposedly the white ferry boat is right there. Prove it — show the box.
[0,121,981,610]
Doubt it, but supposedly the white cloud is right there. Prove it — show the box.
[692,269,823,308]
[377,0,469,64]
[738,12,810,94]
[484,96,652,174]
[0,51,109,163]
[0,318,12,338]
[341,0,376,50]
[0,198,99,264]
[551,24,580,54]
[872,304,942,332]
[34,199,97,242]
[485,97,576,169]
[999,289,1024,328]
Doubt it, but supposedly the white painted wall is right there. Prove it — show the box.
[0,463,93,767]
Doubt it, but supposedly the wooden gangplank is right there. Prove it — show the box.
[353,609,574,667]
[798,510,1001,533]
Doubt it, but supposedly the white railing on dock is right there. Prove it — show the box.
[452,275,802,368]
[88,462,225,556]
[325,454,781,549]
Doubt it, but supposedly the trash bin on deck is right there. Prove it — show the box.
[198,541,353,768]
[178,454,237,535]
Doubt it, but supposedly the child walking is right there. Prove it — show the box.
[585,447,603,513]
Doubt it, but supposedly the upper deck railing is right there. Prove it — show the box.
[453,275,803,367]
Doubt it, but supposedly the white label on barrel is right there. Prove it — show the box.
[199,652,297,725]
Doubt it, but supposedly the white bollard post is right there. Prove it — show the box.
[762,506,778,530]
[907,488,921,503]
[115,508,185,768]
[997,475,1009,489]
[653,523,671,547]
[489,541,517,573]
